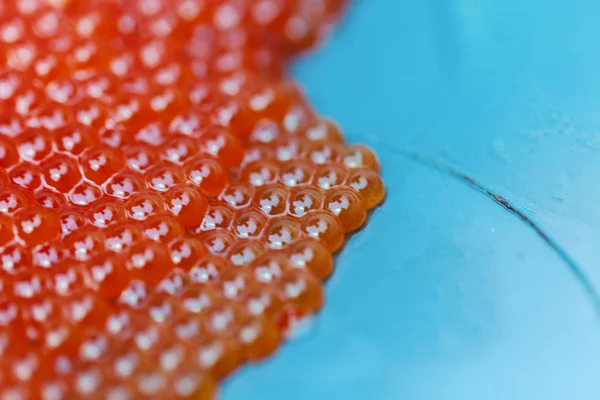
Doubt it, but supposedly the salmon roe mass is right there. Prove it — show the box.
[0,0,385,398]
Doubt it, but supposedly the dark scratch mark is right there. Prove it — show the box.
[383,145,600,316]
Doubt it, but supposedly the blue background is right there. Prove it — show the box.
[223,1,600,399]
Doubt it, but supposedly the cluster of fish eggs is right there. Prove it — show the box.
[0,0,384,399]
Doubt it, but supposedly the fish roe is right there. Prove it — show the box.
[0,0,384,398]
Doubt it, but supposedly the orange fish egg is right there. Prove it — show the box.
[0,0,382,398]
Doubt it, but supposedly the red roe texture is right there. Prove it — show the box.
[0,0,384,398]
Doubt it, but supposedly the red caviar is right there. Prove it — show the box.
[0,0,384,398]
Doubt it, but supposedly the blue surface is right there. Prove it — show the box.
[223,1,600,399]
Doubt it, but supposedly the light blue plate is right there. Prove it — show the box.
[223,1,600,399]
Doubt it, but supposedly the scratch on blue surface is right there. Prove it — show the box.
[381,143,600,317]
